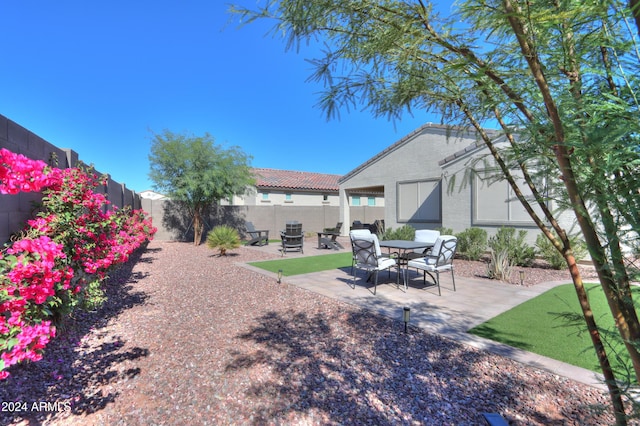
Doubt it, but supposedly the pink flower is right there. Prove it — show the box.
[1,148,155,380]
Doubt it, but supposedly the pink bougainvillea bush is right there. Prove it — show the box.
[0,148,155,379]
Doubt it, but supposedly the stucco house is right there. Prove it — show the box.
[231,168,384,207]
[139,190,167,200]
[234,168,341,206]
[338,123,573,244]
[222,168,382,238]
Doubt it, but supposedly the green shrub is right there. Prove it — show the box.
[488,227,536,267]
[381,225,416,241]
[456,227,488,261]
[535,232,588,270]
[206,225,241,255]
[436,226,454,236]
[80,279,108,312]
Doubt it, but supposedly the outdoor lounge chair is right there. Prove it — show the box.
[280,222,304,256]
[350,231,399,295]
[323,222,343,233]
[245,222,269,246]
[407,235,457,296]
[318,222,344,250]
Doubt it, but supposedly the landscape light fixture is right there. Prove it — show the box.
[403,307,411,333]
[277,269,283,284]
[519,270,525,286]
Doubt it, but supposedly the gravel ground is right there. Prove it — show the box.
[0,239,628,425]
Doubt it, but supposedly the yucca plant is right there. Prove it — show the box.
[486,248,514,282]
[206,225,241,256]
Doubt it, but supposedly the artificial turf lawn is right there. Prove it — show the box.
[469,283,639,374]
[248,252,353,276]
[250,255,637,374]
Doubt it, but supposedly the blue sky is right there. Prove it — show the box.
[1,1,442,192]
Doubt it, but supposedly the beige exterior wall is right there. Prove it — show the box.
[339,125,479,234]
[339,124,575,245]
[439,147,544,244]
[228,189,340,207]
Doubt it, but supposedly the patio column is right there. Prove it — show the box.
[339,187,350,236]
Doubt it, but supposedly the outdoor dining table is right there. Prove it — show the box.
[378,240,434,289]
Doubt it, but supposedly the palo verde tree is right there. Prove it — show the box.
[148,130,254,245]
[232,1,640,423]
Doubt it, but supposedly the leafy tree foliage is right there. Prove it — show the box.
[232,1,640,422]
[148,130,254,245]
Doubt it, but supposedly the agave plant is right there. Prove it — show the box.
[206,225,241,256]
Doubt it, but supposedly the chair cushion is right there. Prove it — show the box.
[349,229,372,238]
[413,230,440,254]
[407,257,436,271]
[377,256,397,270]
[415,230,440,244]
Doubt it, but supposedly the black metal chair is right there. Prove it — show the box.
[407,235,457,296]
[350,233,400,295]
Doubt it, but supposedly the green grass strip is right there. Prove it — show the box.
[248,252,353,276]
[469,283,639,374]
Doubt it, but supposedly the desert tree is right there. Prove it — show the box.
[231,0,640,422]
[148,130,254,245]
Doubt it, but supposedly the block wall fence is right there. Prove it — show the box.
[0,114,384,245]
[0,114,142,244]
[141,198,384,242]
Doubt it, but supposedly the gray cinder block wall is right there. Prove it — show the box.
[0,114,380,245]
[142,197,384,243]
[0,114,141,244]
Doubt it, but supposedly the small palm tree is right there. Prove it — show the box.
[206,225,241,256]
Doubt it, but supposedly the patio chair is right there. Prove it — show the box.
[403,229,440,261]
[245,222,269,246]
[318,222,344,250]
[349,229,372,238]
[349,229,372,274]
[373,219,385,235]
[323,222,343,233]
[280,222,304,256]
[407,235,457,296]
[350,232,399,295]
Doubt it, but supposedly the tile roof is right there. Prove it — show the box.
[252,168,341,192]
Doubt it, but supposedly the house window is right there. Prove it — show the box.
[285,193,292,201]
[261,192,269,200]
[368,196,376,206]
[397,179,441,223]
[472,170,542,225]
[323,194,329,201]
[352,196,361,206]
